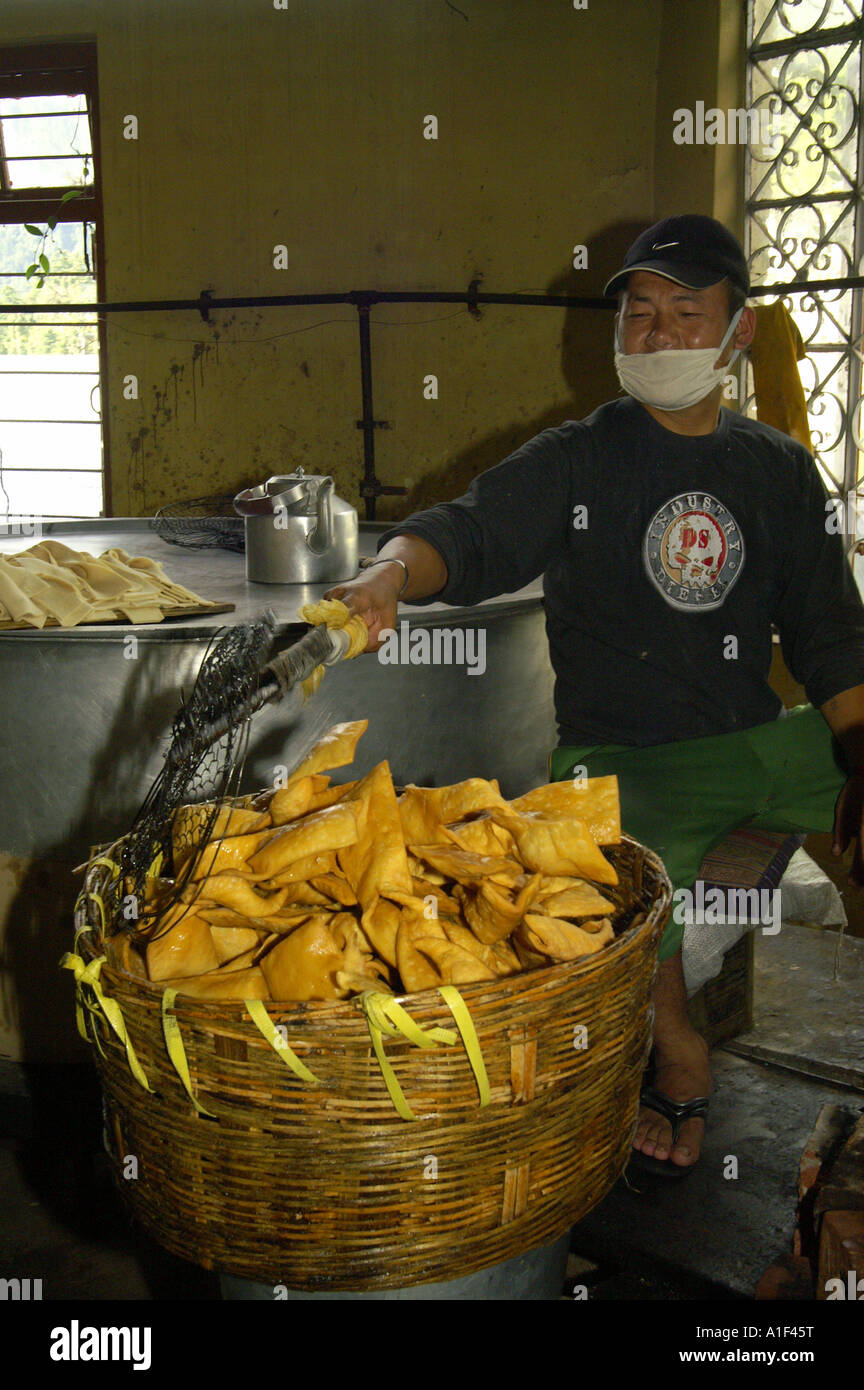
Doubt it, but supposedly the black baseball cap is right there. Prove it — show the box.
[603,215,750,298]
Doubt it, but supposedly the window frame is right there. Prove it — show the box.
[745,2,864,516]
[0,41,110,515]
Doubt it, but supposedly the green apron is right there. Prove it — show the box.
[549,704,845,960]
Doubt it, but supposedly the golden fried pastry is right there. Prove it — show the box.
[282,720,369,785]
[269,775,328,827]
[161,966,270,999]
[457,872,542,944]
[510,776,620,845]
[146,911,221,981]
[409,844,523,888]
[182,872,290,918]
[442,814,515,857]
[209,924,264,965]
[259,918,346,1001]
[536,882,615,919]
[412,937,497,986]
[360,898,402,968]
[492,811,618,885]
[246,803,359,879]
[337,762,414,909]
[519,913,615,960]
[398,779,508,846]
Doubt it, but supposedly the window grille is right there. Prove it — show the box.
[0,43,105,519]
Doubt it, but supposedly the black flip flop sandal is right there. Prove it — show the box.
[627,1085,710,1180]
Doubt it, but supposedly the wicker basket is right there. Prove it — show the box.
[70,836,670,1291]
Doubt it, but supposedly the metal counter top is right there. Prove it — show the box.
[0,519,544,639]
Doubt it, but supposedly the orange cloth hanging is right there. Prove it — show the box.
[748,301,812,451]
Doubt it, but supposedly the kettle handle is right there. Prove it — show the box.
[306,476,334,554]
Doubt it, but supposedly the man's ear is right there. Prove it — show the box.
[735,305,756,351]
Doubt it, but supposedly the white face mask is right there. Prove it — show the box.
[614,308,743,411]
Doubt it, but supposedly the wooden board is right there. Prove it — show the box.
[0,599,236,631]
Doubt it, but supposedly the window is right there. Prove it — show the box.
[0,43,106,519]
[746,0,864,531]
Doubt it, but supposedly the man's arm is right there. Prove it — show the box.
[326,423,578,648]
[820,682,864,884]
[324,535,447,652]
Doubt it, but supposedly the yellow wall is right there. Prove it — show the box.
[1,0,745,520]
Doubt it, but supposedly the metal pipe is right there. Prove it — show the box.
[357,300,377,521]
[0,277,859,316]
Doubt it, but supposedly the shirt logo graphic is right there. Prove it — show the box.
[643,491,744,610]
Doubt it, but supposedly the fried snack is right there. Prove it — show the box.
[197,905,311,934]
[282,720,369,786]
[182,872,290,918]
[492,810,618,885]
[209,924,264,965]
[441,920,520,977]
[536,881,615,919]
[146,912,221,981]
[443,814,515,857]
[160,966,270,999]
[190,828,276,881]
[408,880,461,915]
[246,802,360,879]
[409,844,523,888]
[510,776,621,845]
[108,932,148,979]
[336,969,394,995]
[263,851,338,886]
[309,873,357,906]
[519,913,615,960]
[337,762,414,909]
[406,854,446,885]
[360,898,402,967]
[330,913,388,984]
[309,780,359,811]
[398,779,508,846]
[396,910,449,993]
[457,872,542,944]
[269,774,329,827]
[280,881,340,908]
[412,937,497,986]
[512,937,549,971]
[136,726,624,999]
[259,918,347,1002]
[172,802,267,870]
[216,945,261,972]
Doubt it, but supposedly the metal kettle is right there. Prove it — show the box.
[234,468,359,584]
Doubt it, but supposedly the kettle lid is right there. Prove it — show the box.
[233,474,309,516]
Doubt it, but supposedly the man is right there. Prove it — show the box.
[325,214,864,1176]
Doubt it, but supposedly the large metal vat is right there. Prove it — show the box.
[0,520,556,1062]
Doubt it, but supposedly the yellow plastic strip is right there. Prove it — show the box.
[161,987,216,1118]
[88,855,122,880]
[359,991,464,1121]
[378,995,456,1049]
[245,999,321,1084]
[69,918,94,1042]
[83,890,107,935]
[367,1013,416,1121]
[438,984,491,1108]
[59,952,152,1091]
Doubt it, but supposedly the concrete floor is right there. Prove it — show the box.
[1,925,861,1300]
